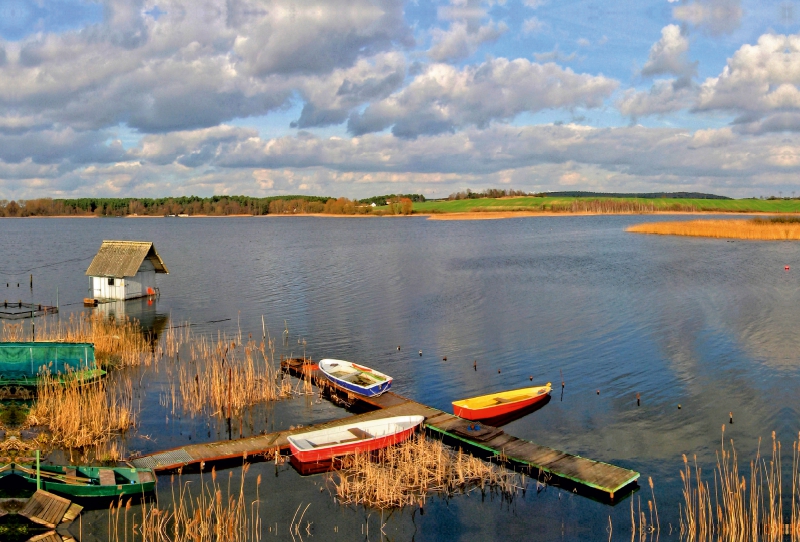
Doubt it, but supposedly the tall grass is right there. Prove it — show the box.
[3,312,157,368]
[550,199,698,214]
[331,434,524,509]
[165,332,287,418]
[628,219,800,240]
[109,462,263,542]
[680,428,800,542]
[27,370,136,451]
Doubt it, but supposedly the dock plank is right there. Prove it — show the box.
[133,359,640,500]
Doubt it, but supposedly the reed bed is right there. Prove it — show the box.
[680,427,800,542]
[109,463,264,542]
[628,219,800,240]
[5,312,156,368]
[27,371,136,450]
[166,333,287,418]
[331,434,524,509]
[552,199,698,214]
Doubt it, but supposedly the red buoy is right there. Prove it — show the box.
[786,266,791,271]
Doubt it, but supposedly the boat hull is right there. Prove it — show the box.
[318,359,393,397]
[15,465,156,498]
[37,478,156,498]
[288,415,424,463]
[453,384,552,421]
[325,375,392,397]
[290,425,416,462]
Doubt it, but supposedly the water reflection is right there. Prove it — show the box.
[0,216,799,540]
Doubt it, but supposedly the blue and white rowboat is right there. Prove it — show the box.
[318,359,392,397]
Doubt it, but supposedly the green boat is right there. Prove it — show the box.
[11,463,156,498]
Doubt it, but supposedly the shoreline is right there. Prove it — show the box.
[0,210,790,220]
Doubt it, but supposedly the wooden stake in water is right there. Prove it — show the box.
[227,367,232,440]
[36,449,40,490]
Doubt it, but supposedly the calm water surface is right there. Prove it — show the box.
[2,215,800,541]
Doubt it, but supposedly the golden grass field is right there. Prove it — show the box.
[627,219,800,240]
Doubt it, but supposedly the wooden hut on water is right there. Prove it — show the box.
[86,241,168,301]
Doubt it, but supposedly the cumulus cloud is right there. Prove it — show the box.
[617,25,698,119]
[673,0,742,36]
[617,80,695,118]
[522,17,545,35]
[291,53,407,129]
[533,47,576,63]
[347,58,617,138]
[641,25,697,80]
[0,0,413,134]
[695,33,800,132]
[116,124,800,197]
[428,21,508,62]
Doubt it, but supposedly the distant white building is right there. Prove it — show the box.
[86,240,169,300]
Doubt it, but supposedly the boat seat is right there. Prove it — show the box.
[347,428,373,439]
[138,471,154,483]
[64,468,77,478]
[493,395,529,404]
[98,470,117,486]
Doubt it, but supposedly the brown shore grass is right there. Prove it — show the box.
[680,428,800,542]
[27,371,136,451]
[110,463,264,542]
[165,332,288,418]
[628,219,800,240]
[331,434,523,509]
[4,312,156,368]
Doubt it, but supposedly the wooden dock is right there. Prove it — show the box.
[131,359,640,500]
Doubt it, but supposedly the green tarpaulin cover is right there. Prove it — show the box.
[0,342,98,384]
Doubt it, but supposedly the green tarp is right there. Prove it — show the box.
[0,342,98,384]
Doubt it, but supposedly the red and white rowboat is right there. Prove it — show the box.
[287,415,424,463]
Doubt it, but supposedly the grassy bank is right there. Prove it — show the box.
[413,197,800,214]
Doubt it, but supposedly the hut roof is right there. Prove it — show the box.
[85,241,169,278]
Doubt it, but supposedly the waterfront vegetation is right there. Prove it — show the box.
[627,217,800,240]
[331,433,524,509]
[27,371,135,453]
[680,428,800,542]
[109,465,264,542]
[165,331,290,418]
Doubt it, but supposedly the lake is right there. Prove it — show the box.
[2,214,799,541]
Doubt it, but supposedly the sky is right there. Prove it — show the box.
[1,0,799,200]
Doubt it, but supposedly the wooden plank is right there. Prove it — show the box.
[20,490,71,529]
[98,470,116,486]
[62,502,83,523]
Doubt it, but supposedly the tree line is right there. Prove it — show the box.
[0,194,421,217]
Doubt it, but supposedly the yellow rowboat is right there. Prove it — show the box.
[452,383,552,420]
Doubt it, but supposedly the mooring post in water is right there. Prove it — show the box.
[36,449,40,490]
[227,367,232,440]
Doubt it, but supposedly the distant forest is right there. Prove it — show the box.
[0,194,425,217]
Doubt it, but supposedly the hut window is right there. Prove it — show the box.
[108,278,115,286]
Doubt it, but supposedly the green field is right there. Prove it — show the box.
[412,197,800,214]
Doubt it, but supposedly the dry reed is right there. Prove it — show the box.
[628,219,800,240]
[165,333,287,418]
[109,462,263,542]
[331,434,524,509]
[680,427,800,542]
[4,312,156,368]
[27,370,136,450]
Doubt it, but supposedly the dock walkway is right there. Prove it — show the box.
[132,359,639,500]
